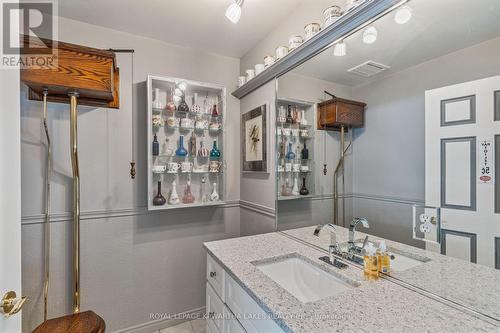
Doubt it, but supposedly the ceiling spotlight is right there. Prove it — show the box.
[225,0,244,24]
[333,42,346,57]
[362,26,378,44]
[394,5,412,24]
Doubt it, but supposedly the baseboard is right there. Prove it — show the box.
[111,306,205,333]
[239,200,276,218]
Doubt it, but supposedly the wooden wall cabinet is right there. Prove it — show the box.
[317,97,366,130]
[20,36,119,108]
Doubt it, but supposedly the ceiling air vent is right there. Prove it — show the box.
[347,61,390,77]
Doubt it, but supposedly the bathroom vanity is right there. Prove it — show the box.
[204,230,500,333]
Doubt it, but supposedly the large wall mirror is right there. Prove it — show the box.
[275,0,500,320]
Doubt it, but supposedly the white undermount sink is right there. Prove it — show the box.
[255,256,355,303]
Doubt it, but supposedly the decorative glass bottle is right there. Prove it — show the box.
[175,135,188,157]
[286,105,293,124]
[211,95,219,117]
[166,87,176,112]
[291,176,300,195]
[209,182,220,201]
[279,136,286,159]
[177,95,190,112]
[152,88,164,109]
[210,140,221,159]
[281,178,292,196]
[300,110,308,126]
[164,138,174,156]
[299,177,309,195]
[182,180,195,204]
[200,176,208,202]
[191,93,201,113]
[198,140,210,157]
[152,135,159,156]
[301,142,309,160]
[189,134,197,156]
[286,142,295,160]
[169,181,180,205]
[153,181,166,206]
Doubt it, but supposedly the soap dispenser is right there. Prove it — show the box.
[363,243,379,280]
[378,241,391,274]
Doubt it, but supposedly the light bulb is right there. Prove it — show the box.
[333,42,346,57]
[362,26,377,44]
[225,1,242,24]
[394,5,412,24]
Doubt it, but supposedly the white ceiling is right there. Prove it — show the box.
[58,0,303,58]
[293,0,500,87]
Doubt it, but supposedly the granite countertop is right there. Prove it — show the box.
[204,232,500,333]
[284,226,500,320]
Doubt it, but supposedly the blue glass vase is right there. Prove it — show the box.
[210,140,221,159]
[176,135,188,157]
[286,142,295,160]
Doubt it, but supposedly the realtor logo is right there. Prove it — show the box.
[1,0,58,69]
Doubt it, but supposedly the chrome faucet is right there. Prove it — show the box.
[348,217,370,250]
[313,223,339,263]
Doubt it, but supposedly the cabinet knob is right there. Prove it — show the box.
[208,311,215,319]
[210,271,217,278]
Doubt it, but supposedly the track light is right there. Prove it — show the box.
[333,42,346,57]
[225,0,244,24]
[394,5,412,24]
[362,26,378,44]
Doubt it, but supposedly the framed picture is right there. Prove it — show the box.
[242,104,268,173]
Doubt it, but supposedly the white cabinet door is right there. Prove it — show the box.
[0,67,22,331]
[425,75,500,267]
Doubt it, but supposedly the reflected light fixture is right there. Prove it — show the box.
[333,41,347,57]
[362,26,378,44]
[225,0,244,24]
[394,5,412,24]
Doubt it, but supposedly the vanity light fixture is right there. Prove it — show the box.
[394,5,412,24]
[225,0,244,24]
[362,26,378,44]
[333,41,347,57]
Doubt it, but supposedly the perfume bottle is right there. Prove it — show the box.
[177,95,190,112]
[153,181,166,206]
[209,182,220,201]
[210,140,221,159]
[292,106,299,124]
[169,181,180,205]
[291,177,299,195]
[286,142,295,160]
[212,95,219,117]
[198,140,210,157]
[279,136,286,159]
[182,180,195,204]
[281,178,292,196]
[175,135,188,157]
[300,110,308,126]
[200,176,208,202]
[191,93,201,113]
[301,142,309,160]
[152,88,164,109]
[152,135,159,156]
[164,138,174,156]
[286,105,293,124]
[299,177,309,195]
[166,87,176,112]
[189,134,197,156]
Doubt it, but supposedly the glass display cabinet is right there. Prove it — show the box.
[276,98,316,200]
[147,75,226,210]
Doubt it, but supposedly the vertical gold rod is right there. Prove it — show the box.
[42,89,51,322]
[69,93,80,314]
[333,125,345,226]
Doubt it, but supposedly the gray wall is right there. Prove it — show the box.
[21,17,241,333]
[350,37,500,246]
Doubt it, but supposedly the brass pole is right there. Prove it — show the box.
[42,89,51,322]
[333,125,345,226]
[69,93,80,314]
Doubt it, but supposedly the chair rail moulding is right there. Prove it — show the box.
[232,0,408,99]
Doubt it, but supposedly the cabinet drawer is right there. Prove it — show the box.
[225,274,284,333]
[206,283,225,333]
[224,311,246,333]
[207,254,226,301]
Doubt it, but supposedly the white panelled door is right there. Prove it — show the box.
[0,67,23,331]
[425,75,500,268]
